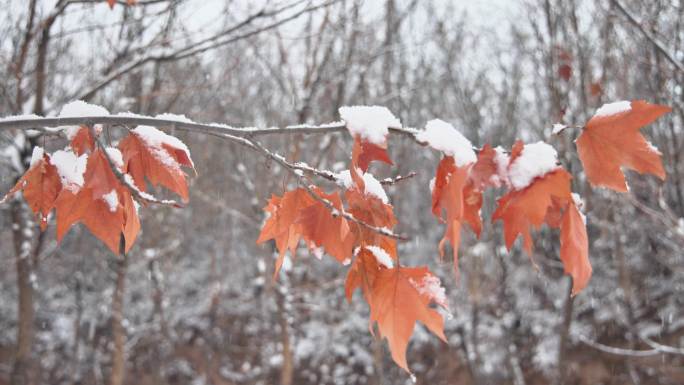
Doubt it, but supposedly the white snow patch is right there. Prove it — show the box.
[410,274,448,309]
[58,101,109,139]
[50,150,88,190]
[594,100,631,118]
[105,147,123,169]
[0,113,43,122]
[571,193,587,224]
[508,141,559,190]
[339,105,401,145]
[416,119,476,166]
[154,113,194,123]
[365,246,393,268]
[102,190,119,212]
[132,125,193,168]
[336,170,388,203]
[551,123,567,134]
[59,100,110,118]
[646,141,661,154]
[116,111,146,118]
[281,255,293,272]
[30,147,44,167]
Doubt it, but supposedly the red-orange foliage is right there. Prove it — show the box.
[1,99,671,375]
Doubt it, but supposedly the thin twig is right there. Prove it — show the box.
[380,171,417,186]
[94,136,180,207]
[576,334,660,357]
[248,139,409,241]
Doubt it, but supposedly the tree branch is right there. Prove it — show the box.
[94,136,181,207]
[611,0,684,74]
[576,334,660,357]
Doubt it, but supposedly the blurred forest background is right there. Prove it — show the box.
[0,0,683,384]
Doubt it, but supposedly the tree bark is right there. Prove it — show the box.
[276,287,293,385]
[10,201,35,385]
[109,238,128,385]
[555,277,574,385]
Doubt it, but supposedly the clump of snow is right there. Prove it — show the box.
[338,106,401,145]
[416,119,476,166]
[105,147,123,169]
[102,190,119,212]
[410,274,448,309]
[155,113,194,123]
[50,150,88,190]
[132,125,193,168]
[336,169,388,203]
[594,100,631,117]
[365,246,393,268]
[311,247,324,260]
[646,141,661,154]
[122,173,154,201]
[59,100,110,118]
[58,101,109,139]
[571,193,587,224]
[1,113,43,122]
[30,147,44,167]
[551,123,567,134]
[116,111,146,118]
[507,141,559,190]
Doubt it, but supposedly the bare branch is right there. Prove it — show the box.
[247,139,409,241]
[576,334,660,357]
[611,0,684,74]
[0,116,346,137]
[639,334,684,356]
[380,172,417,186]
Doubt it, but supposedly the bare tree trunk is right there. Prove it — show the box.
[615,229,642,384]
[370,333,384,385]
[555,277,574,385]
[275,286,293,385]
[10,201,35,385]
[71,271,84,384]
[109,237,128,385]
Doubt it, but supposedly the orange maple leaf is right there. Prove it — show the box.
[55,149,140,253]
[492,168,572,253]
[2,151,62,230]
[70,126,96,156]
[560,201,591,294]
[576,100,670,192]
[430,156,480,268]
[344,248,382,302]
[345,187,398,259]
[369,266,447,374]
[256,189,315,277]
[349,136,392,192]
[119,130,194,201]
[257,187,355,275]
[352,136,392,173]
[492,168,592,294]
[469,144,499,191]
[297,187,355,264]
